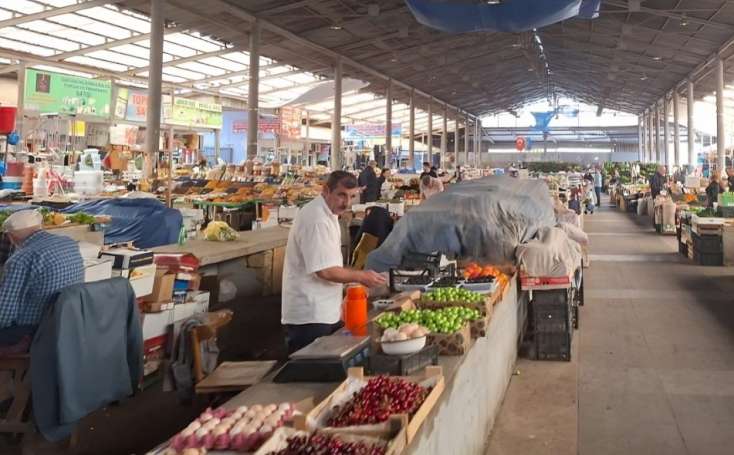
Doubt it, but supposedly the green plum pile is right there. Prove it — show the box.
[377,307,481,334]
[422,287,484,304]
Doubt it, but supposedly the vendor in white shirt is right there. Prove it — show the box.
[281,171,386,353]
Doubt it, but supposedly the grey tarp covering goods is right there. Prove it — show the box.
[31,278,143,441]
[366,176,556,272]
[516,227,582,277]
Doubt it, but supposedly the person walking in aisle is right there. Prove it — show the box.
[357,160,380,203]
[281,171,386,354]
[593,168,603,207]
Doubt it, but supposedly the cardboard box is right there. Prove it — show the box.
[84,257,113,283]
[144,269,175,303]
[142,301,174,313]
[114,263,156,298]
[141,308,173,340]
[101,247,154,269]
[175,272,201,291]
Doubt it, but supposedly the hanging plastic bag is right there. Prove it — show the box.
[203,221,238,241]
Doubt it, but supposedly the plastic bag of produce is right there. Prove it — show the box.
[366,176,556,271]
[516,226,582,277]
[203,221,238,241]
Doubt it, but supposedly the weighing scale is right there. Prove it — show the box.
[389,251,457,292]
[273,335,370,383]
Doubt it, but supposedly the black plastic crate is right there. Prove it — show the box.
[368,345,439,376]
[535,331,572,361]
[532,299,572,333]
[692,233,722,254]
[693,250,723,266]
[531,289,571,305]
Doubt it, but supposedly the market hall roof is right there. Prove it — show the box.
[3,1,734,118]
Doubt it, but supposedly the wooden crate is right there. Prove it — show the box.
[303,366,444,446]
[426,322,471,355]
[257,424,406,455]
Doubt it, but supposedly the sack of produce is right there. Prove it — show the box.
[203,221,238,241]
[516,227,582,277]
[557,222,589,246]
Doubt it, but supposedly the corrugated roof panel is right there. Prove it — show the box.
[0,1,45,14]
[0,27,78,51]
[66,55,129,72]
[166,33,222,53]
[86,50,148,67]
[0,37,55,56]
[78,7,150,34]
[176,61,227,76]
[198,56,247,72]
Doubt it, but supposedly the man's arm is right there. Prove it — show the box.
[316,267,386,288]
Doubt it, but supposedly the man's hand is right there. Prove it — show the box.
[357,270,387,288]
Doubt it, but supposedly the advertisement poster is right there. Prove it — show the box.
[167,98,223,129]
[279,106,302,140]
[233,113,280,136]
[24,68,111,118]
[345,122,402,138]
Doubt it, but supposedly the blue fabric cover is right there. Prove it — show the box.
[59,198,181,248]
[405,0,600,33]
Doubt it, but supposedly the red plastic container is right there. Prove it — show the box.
[0,107,16,134]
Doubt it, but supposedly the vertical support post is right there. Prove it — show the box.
[385,80,392,168]
[214,129,221,162]
[654,103,660,163]
[441,105,448,169]
[464,114,470,166]
[247,19,260,160]
[687,80,695,167]
[15,62,25,152]
[332,57,342,170]
[673,90,680,167]
[305,110,311,166]
[648,109,654,163]
[475,120,480,167]
[717,57,726,176]
[641,111,647,163]
[638,115,643,162]
[454,110,459,166]
[409,88,415,169]
[427,99,433,166]
[144,0,164,179]
[663,96,670,168]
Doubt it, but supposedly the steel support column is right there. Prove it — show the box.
[427,100,433,166]
[673,90,680,167]
[687,80,695,167]
[465,114,470,166]
[441,105,448,169]
[144,0,164,179]
[409,89,415,169]
[454,110,459,167]
[15,62,25,150]
[663,97,670,168]
[385,80,392,168]
[717,58,726,176]
[332,58,342,170]
[654,104,660,163]
[247,20,260,160]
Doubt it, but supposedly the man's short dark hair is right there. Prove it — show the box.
[422,162,430,167]
[326,170,358,191]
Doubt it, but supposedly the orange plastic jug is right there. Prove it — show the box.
[344,284,368,336]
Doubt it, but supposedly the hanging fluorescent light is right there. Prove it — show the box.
[484,0,502,4]
[652,56,662,61]
[640,73,648,81]
[680,14,688,26]
[329,23,343,30]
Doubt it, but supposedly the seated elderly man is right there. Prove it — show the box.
[0,210,83,347]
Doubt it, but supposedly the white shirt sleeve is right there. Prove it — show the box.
[301,222,343,274]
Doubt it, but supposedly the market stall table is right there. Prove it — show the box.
[205,275,525,455]
[153,226,290,297]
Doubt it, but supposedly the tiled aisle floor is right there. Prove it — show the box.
[488,198,734,455]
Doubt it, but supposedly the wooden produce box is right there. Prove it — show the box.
[417,293,493,316]
[256,425,405,455]
[426,322,471,355]
[303,366,444,446]
[723,225,734,266]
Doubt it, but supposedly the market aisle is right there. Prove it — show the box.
[579,198,734,455]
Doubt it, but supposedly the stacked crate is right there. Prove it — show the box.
[527,289,574,361]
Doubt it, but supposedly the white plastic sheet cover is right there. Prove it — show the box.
[516,226,582,277]
[365,176,556,271]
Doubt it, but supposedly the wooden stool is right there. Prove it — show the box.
[0,353,33,437]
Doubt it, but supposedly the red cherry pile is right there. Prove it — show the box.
[327,376,429,427]
[268,433,386,455]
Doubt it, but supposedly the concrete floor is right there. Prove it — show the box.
[488,197,734,455]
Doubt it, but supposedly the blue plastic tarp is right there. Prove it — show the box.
[58,198,181,248]
[405,0,600,33]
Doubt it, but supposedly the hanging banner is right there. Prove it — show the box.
[167,98,223,129]
[233,113,280,135]
[24,68,112,118]
[345,122,402,138]
[279,106,302,140]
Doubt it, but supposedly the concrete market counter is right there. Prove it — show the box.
[222,276,526,455]
[153,226,289,266]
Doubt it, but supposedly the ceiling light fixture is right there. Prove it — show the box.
[640,73,648,81]
[652,56,662,61]
[484,0,502,4]
[329,23,343,30]
[680,14,688,26]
